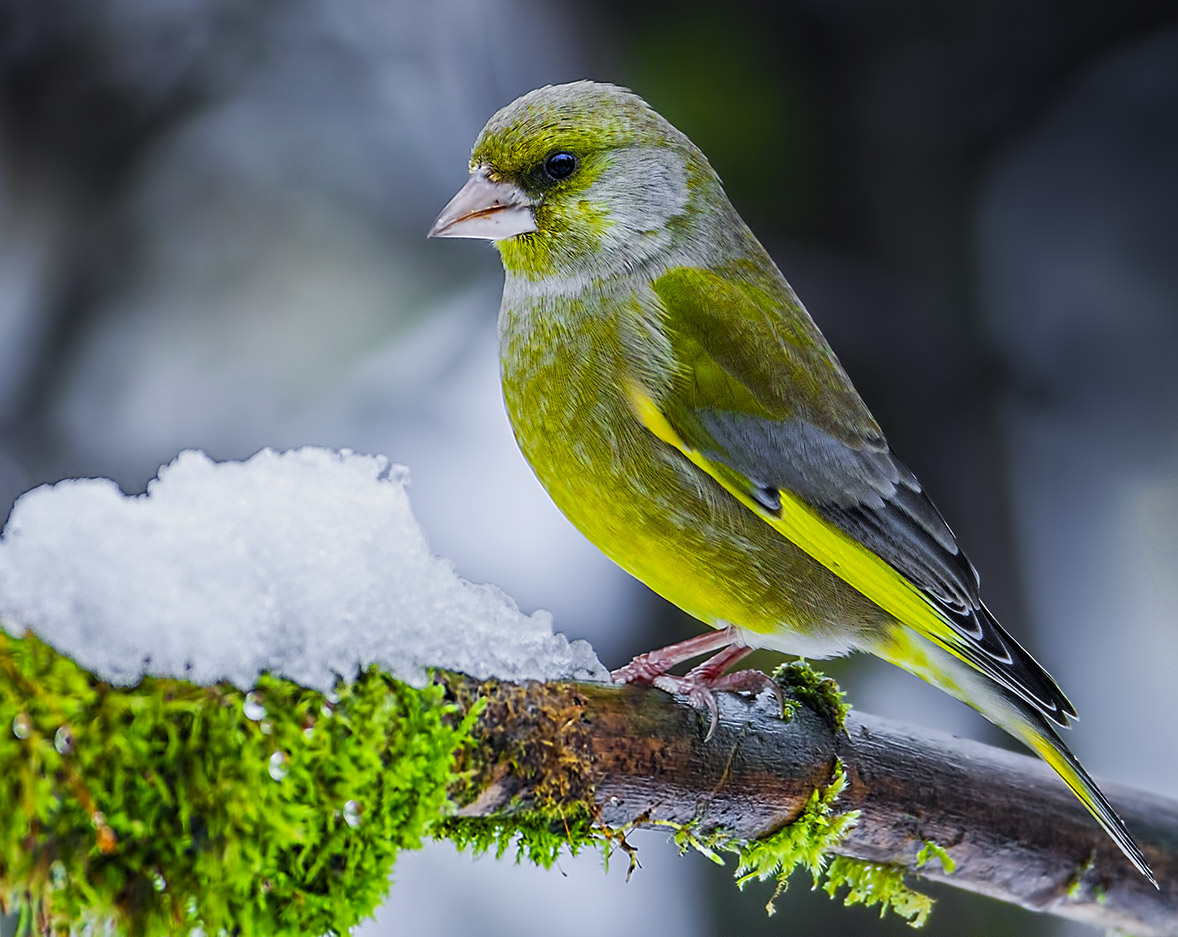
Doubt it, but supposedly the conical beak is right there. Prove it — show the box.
[428,168,537,240]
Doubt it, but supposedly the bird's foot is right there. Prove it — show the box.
[613,639,783,741]
[653,666,784,741]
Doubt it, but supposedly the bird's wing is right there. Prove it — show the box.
[630,265,1075,726]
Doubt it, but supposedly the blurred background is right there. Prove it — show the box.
[1,1,1176,934]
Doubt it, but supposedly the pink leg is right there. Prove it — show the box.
[677,643,754,681]
[610,628,735,684]
[612,631,784,741]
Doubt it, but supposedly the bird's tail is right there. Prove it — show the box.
[873,626,1156,886]
[1014,712,1155,886]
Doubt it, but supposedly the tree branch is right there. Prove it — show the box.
[453,678,1178,935]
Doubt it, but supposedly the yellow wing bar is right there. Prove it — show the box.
[626,381,976,667]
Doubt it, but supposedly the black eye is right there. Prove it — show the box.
[544,152,578,180]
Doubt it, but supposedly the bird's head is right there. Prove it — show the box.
[429,81,728,282]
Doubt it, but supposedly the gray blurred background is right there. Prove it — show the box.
[1,1,1176,935]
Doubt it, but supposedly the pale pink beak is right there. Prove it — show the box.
[428,167,537,240]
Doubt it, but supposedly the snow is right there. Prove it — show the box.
[0,447,607,691]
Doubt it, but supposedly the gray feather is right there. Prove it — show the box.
[697,408,1076,725]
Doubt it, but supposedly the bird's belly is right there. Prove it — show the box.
[501,343,883,657]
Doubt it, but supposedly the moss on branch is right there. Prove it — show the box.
[0,631,476,936]
[0,632,932,936]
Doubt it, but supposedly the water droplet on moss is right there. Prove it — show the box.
[268,751,288,781]
[54,725,74,754]
[344,800,362,828]
[152,873,167,892]
[12,713,31,739]
[243,692,266,721]
[49,860,66,888]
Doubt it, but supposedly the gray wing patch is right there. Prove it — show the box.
[696,410,971,601]
[697,409,1076,726]
[698,412,899,510]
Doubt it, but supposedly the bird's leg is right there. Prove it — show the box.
[612,630,784,741]
[609,628,734,684]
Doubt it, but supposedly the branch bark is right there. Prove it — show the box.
[453,678,1178,935]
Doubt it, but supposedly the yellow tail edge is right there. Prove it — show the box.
[1020,723,1157,888]
[875,626,1156,887]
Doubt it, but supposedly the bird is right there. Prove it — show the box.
[428,80,1154,884]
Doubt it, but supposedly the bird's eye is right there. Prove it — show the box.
[544,152,578,180]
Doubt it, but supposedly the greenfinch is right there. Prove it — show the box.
[429,81,1153,883]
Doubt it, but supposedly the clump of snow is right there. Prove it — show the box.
[0,448,607,691]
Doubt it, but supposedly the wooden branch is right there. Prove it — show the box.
[453,679,1178,935]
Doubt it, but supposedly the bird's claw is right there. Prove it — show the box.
[650,667,784,742]
[652,673,721,739]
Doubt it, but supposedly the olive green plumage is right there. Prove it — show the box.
[431,80,1154,883]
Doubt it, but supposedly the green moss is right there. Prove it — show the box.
[728,761,932,928]
[772,659,850,732]
[436,809,602,870]
[1064,851,1098,902]
[733,760,858,910]
[0,633,932,932]
[633,668,928,929]
[657,817,729,867]
[436,678,611,869]
[822,857,933,927]
[916,840,956,874]
[0,631,478,937]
